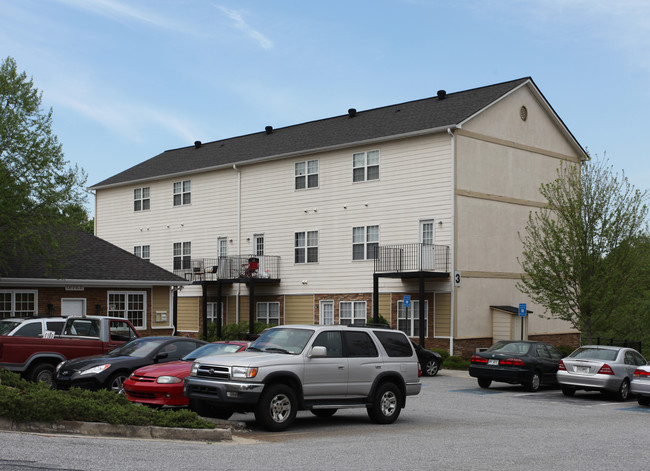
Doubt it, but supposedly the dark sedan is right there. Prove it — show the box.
[411,342,443,376]
[55,337,206,393]
[469,340,563,391]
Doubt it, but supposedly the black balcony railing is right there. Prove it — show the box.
[374,243,450,273]
[174,255,280,282]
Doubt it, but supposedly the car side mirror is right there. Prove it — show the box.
[309,346,327,358]
[155,352,169,362]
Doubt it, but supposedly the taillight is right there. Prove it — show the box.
[471,354,488,364]
[558,360,566,371]
[500,357,525,366]
[634,369,650,378]
[418,362,422,377]
[598,364,614,375]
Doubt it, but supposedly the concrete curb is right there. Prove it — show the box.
[0,417,232,442]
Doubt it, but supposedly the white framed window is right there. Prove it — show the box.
[134,245,150,261]
[0,290,37,318]
[319,300,334,325]
[133,187,150,211]
[257,302,280,325]
[295,231,318,263]
[173,242,191,270]
[397,300,428,338]
[340,301,367,325]
[254,234,264,256]
[352,150,379,182]
[173,180,191,206]
[108,291,146,329]
[207,302,225,325]
[295,160,319,189]
[352,225,379,260]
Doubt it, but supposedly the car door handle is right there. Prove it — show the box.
[338,366,345,370]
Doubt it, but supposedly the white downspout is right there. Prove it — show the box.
[233,164,241,323]
[447,127,458,356]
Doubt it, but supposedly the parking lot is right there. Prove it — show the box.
[2,371,649,470]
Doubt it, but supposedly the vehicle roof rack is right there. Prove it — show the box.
[347,323,391,329]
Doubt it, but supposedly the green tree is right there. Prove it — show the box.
[0,56,89,275]
[517,157,649,343]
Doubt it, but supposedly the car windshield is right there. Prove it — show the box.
[182,343,245,361]
[0,320,21,335]
[569,347,618,361]
[107,338,169,358]
[486,341,531,355]
[249,328,314,354]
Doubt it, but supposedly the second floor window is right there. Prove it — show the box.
[173,242,191,270]
[295,231,318,263]
[353,150,379,182]
[353,225,379,260]
[134,245,150,261]
[295,160,319,189]
[134,187,150,211]
[173,180,191,206]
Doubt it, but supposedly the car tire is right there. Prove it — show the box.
[107,372,128,394]
[615,379,630,401]
[189,399,234,420]
[478,378,492,389]
[28,363,55,387]
[367,382,402,424]
[525,371,541,392]
[637,395,650,406]
[311,409,337,418]
[255,384,297,432]
[561,386,576,397]
[424,359,440,377]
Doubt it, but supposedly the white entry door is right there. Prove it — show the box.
[61,299,86,317]
[419,220,436,270]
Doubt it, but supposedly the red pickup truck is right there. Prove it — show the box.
[0,316,139,386]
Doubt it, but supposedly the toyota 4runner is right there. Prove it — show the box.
[183,324,422,431]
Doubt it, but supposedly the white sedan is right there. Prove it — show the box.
[631,365,650,406]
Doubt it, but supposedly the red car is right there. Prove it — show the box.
[123,341,248,407]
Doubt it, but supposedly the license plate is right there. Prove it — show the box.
[577,366,590,373]
[488,359,499,366]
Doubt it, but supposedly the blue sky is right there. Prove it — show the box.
[2,0,649,215]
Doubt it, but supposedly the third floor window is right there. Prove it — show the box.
[295,160,319,189]
[134,187,150,211]
[353,150,379,182]
[173,180,191,206]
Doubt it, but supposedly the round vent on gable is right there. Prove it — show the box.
[520,106,528,121]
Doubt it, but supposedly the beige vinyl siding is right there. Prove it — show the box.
[284,295,314,324]
[177,297,199,332]
[151,286,170,328]
[434,292,451,337]
[378,294,391,324]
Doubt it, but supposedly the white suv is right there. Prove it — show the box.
[0,317,66,338]
[184,324,422,431]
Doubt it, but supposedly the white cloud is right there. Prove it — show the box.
[217,6,274,50]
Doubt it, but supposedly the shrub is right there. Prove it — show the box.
[557,345,576,357]
[0,369,215,428]
[207,321,270,341]
[443,355,470,370]
[432,348,450,361]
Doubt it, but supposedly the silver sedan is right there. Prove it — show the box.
[631,365,650,406]
[557,345,646,401]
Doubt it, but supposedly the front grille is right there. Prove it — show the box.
[196,364,230,379]
[130,375,155,383]
[128,391,156,399]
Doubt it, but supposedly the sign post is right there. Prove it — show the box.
[518,303,527,340]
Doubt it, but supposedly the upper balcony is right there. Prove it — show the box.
[374,243,450,275]
[175,255,281,283]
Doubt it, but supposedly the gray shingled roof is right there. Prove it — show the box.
[91,77,538,189]
[1,227,187,284]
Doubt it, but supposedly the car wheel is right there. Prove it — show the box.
[615,379,630,401]
[424,359,440,377]
[107,372,128,394]
[561,386,576,397]
[255,384,297,432]
[367,382,402,424]
[478,378,492,389]
[28,363,55,387]
[637,395,650,406]
[311,409,337,418]
[525,371,541,392]
[189,399,234,420]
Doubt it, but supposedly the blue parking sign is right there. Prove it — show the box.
[404,295,411,308]
[519,303,527,317]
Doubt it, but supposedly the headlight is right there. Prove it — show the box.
[190,361,199,376]
[231,366,258,379]
[157,376,182,384]
[79,364,111,376]
[56,361,65,373]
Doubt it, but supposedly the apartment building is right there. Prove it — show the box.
[90,77,587,356]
